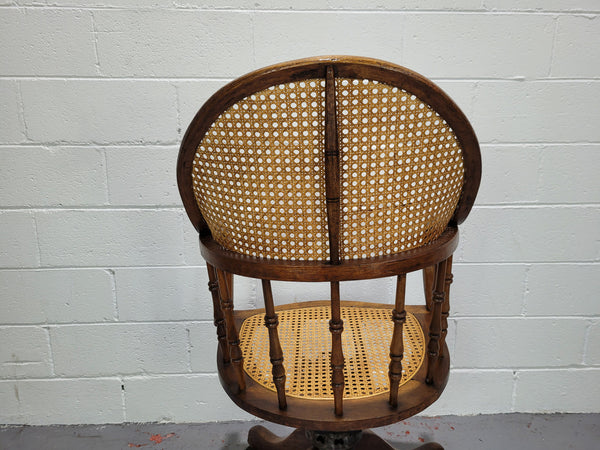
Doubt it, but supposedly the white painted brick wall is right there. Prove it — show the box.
[514,369,600,413]
[0,212,39,268]
[0,81,26,143]
[94,10,255,78]
[0,147,108,207]
[35,209,185,266]
[21,80,179,144]
[0,327,52,378]
[50,323,190,376]
[1,269,115,323]
[587,322,600,365]
[1,1,598,425]
[123,375,253,423]
[0,378,124,425]
[105,146,179,206]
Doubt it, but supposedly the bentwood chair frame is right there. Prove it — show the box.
[177,56,481,449]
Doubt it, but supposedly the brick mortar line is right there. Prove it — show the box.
[452,316,600,320]
[0,5,599,14]
[0,320,216,327]
[0,265,208,271]
[107,268,119,321]
[452,366,600,371]
[90,10,101,76]
[0,261,598,271]
[3,76,600,81]
[520,264,531,316]
[0,261,596,271]
[0,143,180,148]
[582,320,594,365]
[3,139,600,146]
[0,373,220,382]
[510,370,519,412]
[1,203,599,211]
[2,142,600,150]
[2,367,599,384]
[119,376,127,421]
[548,15,560,78]
[1,316,598,327]
[42,326,56,377]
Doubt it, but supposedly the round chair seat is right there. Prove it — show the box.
[217,301,449,431]
[239,304,425,400]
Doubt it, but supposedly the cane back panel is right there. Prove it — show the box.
[191,76,464,261]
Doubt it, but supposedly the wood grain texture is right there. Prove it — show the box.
[426,259,448,385]
[199,226,458,282]
[423,264,436,312]
[441,256,453,353]
[207,264,229,364]
[261,279,287,410]
[389,274,407,408]
[216,269,246,391]
[329,281,345,416]
[325,65,341,265]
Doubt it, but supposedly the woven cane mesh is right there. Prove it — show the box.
[192,79,329,260]
[336,79,464,259]
[239,306,425,399]
[192,76,464,261]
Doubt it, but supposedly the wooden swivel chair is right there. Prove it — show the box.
[177,56,481,449]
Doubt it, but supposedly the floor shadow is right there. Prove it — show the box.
[221,430,251,450]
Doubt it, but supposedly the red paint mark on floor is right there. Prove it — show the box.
[418,437,425,443]
[405,430,410,435]
[128,444,148,448]
[450,426,455,431]
[149,433,176,444]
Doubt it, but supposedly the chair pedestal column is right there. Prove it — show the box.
[306,429,362,449]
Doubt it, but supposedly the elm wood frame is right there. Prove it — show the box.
[177,56,480,449]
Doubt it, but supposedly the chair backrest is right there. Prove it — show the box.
[178,56,480,265]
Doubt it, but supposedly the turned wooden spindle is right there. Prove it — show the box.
[324,65,341,265]
[441,255,453,352]
[207,263,229,364]
[261,279,287,410]
[216,269,246,391]
[329,281,345,416]
[426,259,447,385]
[423,265,436,311]
[389,274,407,408]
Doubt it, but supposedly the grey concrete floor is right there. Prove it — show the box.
[1,414,598,449]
